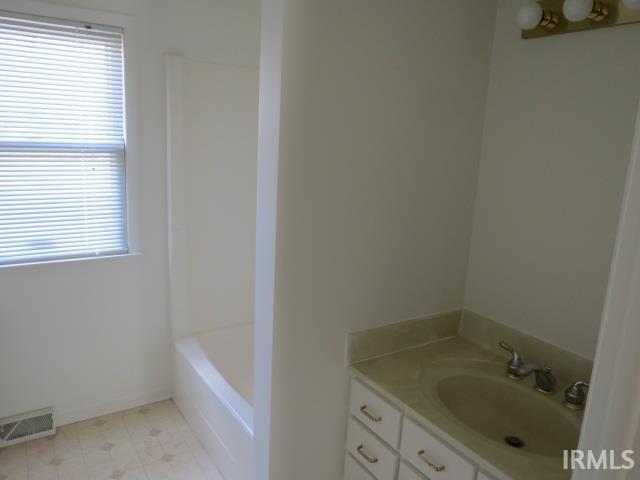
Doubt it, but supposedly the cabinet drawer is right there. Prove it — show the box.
[400,417,476,480]
[347,418,398,480]
[349,378,402,448]
[398,462,428,480]
[344,453,376,480]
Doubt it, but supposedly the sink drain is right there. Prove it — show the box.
[505,436,524,448]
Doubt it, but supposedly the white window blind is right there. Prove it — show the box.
[0,10,128,266]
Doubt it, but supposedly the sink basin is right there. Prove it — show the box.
[436,374,580,457]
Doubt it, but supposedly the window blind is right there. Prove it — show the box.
[0,10,128,266]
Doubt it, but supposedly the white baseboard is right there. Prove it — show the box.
[54,389,172,426]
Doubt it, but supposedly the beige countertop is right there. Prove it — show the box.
[351,336,584,480]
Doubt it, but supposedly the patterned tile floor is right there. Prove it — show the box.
[0,400,223,480]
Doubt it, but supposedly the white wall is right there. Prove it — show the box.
[0,0,259,424]
[167,56,259,339]
[464,0,640,359]
[256,1,497,478]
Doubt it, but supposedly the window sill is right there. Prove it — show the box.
[0,252,142,270]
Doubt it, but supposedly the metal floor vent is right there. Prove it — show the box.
[0,407,55,447]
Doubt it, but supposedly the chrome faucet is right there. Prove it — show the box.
[498,341,524,379]
[498,341,556,394]
[564,381,590,410]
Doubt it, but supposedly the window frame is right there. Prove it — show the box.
[0,0,139,268]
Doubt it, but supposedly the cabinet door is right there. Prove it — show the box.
[344,454,376,480]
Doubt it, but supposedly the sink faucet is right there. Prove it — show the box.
[498,341,556,394]
[516,363,556,394]
[564,381,590,410]
[498,341,524,379]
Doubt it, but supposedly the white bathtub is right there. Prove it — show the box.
[173,323,254,480]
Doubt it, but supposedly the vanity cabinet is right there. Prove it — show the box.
[345,377,482,480]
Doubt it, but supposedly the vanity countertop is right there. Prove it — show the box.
[351,336,584,480]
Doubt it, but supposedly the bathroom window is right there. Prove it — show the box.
[0,11,128,266]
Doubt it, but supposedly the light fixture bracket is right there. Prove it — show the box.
[522,0,640,38]
[589,1,609,20]
[540,10,561,28]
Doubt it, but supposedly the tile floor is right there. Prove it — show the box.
[0,400,223,480]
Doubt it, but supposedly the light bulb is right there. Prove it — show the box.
[517,1,544,30]
[563,0,594,21]
[623,0,640,10]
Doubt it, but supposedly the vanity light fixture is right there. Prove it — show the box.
[518,0,640,39]
[563,0,608,21]
[516,0,559,30]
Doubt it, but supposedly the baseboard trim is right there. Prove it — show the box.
[54,389,172,426]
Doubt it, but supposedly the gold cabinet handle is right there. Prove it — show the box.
[356,445,378,464]
[418,450,445,472]
[359,404,382,422]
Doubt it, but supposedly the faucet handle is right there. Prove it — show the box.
[498,340,515,353]
[498,340,524,379]
[564,381,590,410]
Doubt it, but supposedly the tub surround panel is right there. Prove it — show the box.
[197,323,255,406]
[460,310,593,385]
[347,311,462,364]
[166,56,258,339]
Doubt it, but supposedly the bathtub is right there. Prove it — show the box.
[173,323,254,480]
